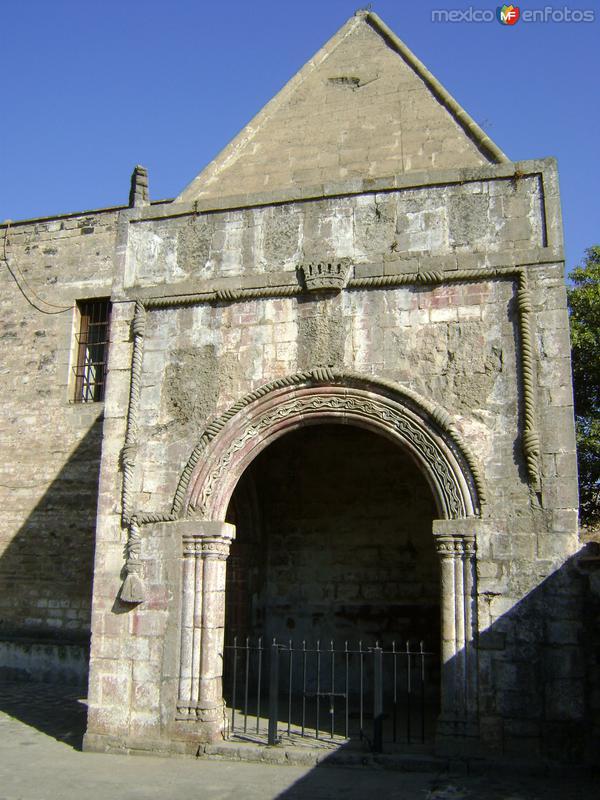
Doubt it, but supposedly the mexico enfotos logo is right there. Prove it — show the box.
[432,5,595,23]
[497,5,520,24]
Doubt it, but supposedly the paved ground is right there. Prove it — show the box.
[0,682,597,800]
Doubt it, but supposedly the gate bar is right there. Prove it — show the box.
[373,645,383,753]
[268,639,279,746]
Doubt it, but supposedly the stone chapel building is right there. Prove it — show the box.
[0,11,595,764]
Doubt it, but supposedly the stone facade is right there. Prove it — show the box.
[0,11,594,764]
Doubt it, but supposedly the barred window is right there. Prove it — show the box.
[73,299,111,403]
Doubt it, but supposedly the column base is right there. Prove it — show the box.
[172,701,226,743]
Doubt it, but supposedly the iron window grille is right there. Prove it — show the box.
[73,298,111,403]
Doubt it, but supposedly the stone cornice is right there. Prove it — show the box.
[120,159,558,227]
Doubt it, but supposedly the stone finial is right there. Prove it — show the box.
[129,165,150,208]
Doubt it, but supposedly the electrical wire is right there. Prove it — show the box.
[1,222,72,314]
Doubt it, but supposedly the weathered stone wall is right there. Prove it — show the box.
[126,173,545,289]
[131,281,513,518]
[83,157,583,759]
[0,209,118,646]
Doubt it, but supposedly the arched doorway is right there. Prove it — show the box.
[174,372,480,749]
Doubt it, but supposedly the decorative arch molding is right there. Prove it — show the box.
[175,368,484,522]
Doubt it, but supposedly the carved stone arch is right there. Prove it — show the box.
[172,370,482,745]
[178,370,483,522]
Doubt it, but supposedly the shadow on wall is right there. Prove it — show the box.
[0,419,103,686]
[470,546,598,767]
[258,548,600,799]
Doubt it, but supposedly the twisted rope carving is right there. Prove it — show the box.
[218,285,302,302]
[311,366,335,382]
[516,271,540,486]
[142,284,303,310]
[347,266,516,293]
[120,301,148,601]
[121,301,146,526]
[348,275,414,289]
[416,271,445,284]
[430,405,453,430]
[136,511,178,525]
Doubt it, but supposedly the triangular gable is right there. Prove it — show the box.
[177,11,509,203]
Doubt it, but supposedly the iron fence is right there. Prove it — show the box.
[223,637,437,752]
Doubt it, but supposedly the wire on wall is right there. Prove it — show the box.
[1,222,72,315]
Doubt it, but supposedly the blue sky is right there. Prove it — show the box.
[1,0,598,270]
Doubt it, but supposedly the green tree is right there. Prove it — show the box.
[568,246,600,528]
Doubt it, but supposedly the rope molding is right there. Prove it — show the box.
[118,266,539,603]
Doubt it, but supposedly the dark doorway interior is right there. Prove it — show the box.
[224,424,440,746]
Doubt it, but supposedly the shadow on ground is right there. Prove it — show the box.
[0,681,88,749]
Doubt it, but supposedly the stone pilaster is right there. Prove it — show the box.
[433,520,479,752]
[173,520,235,742]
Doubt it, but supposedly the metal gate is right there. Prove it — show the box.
[224,637,437,752]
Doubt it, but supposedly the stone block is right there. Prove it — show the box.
[536,532,579,560]
[546,620,582,646]
[430,306,457,323]
[544,679,585,720]
[478,630,506,651]
[478,716,504,753]
[497,689,543,719]
[86,705,130,737]
[543,647,585,680]
[132,679,160,711]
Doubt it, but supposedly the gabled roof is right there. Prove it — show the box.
[177,11,509,203]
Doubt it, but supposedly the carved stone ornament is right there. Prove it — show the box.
[182,532,231,560]
[299,259,352,292]
[187,388,474,521]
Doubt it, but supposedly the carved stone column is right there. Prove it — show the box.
[436,533,458,720]
[174,520,235,742]
[433,520,478,750]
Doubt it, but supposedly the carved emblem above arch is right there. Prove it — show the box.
[174,369,484,522]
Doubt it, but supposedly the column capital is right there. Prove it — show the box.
[462,533,476,557]
[434,533,462,558]
[176,520,236,558]
[433,519,479,558]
